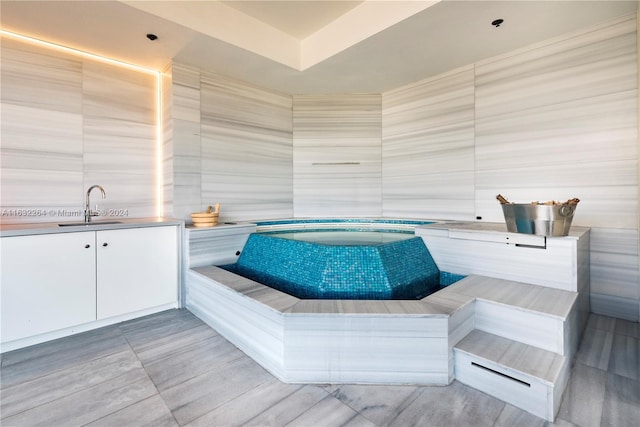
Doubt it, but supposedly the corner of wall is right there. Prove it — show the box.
[169,62,203,221]
[636,8,640,321]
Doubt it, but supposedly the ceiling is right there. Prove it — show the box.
[220,1,364,38]
[1,1,638,94]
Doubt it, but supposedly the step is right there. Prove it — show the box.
[475,299,569,355]
[437,275,579,356]
[454,329,570,422]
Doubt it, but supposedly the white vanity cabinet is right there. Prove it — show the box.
[96,226,178,319]
[1,223,180,350]
[1,232,97,343]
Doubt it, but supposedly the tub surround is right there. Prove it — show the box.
[186,266,576,421]
[188,265,577,353]
[416,221,591,334]
[184,219,586,420]
[415,221,590,294]
[185,222,256,267]
[188,264,463,384]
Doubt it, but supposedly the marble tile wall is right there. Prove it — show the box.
[1,36,158,223]
[168,66,294,221]
[161,63,174,217]
[381,14,639,321]
[473,14,638,321]
[200,72,293,222]
[292,94,382,217]
[1,38,84,222]
[474,15,638,228]
[381,65,475,220]
[168,64,201,220]
[590,228,640,321]
[82,61,157,218]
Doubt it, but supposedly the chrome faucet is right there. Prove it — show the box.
[85,185,106,223]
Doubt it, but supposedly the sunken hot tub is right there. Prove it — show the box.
[184,219,474,385]
[222,230,462,300]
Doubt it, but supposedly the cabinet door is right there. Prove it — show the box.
[1,232,96,343]
[96,226,178,319]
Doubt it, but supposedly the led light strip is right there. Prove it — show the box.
[1,29,164,217]
[0,30,157,74]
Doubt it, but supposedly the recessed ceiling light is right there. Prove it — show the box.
[146,33,158,41]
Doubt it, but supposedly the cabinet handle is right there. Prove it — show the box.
[85,244,91,249]
[102,243,108,247]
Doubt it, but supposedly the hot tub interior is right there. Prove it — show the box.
[221,229,465,299]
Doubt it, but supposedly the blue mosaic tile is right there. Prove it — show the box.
[439,271,467,287]
[222,232,458,300]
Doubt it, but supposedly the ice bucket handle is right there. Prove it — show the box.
[559,205,575,218]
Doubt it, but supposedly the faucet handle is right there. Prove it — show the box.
[88,204,101,217]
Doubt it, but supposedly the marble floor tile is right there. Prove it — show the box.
[0,322,123,368]
[545,418,579,426]
[2,309,637,427]
[184,381,304,427]
[244,385,331,426]
[0,325,128,388]
[116,308,195,333]
[615,319,640,338]
[331,384,422,426]
[0,349,140,418]
[586,314,617,333]
[388,381,506,427]
[286,394,374,427]
[143,334,244,391]
[601,372,640,427]
[576,328,614,371]
[160,355,275,425]
[119,309,206,350]
[84,395,179,427]
[557,363,607,427]
[608,334,639,380]
[1,367,156,426]
[341,413,380,427]
[133,323,220,365]
[494,404,546,427]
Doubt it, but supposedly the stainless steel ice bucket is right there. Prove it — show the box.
[501,203,577,237]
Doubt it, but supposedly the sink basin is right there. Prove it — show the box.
[58,221,123,227]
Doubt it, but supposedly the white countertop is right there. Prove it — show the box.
[0,217,184,237]
[417,220,590,240]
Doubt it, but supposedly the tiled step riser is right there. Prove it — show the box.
[454,350,558,421]
[475,300,566,355]
[447,301,476,381]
